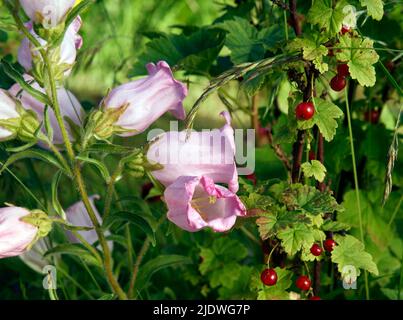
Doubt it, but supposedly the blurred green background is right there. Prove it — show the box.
[69,0,241,129]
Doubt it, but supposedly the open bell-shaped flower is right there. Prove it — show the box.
[164,176,246,232]
[147,111,239,192]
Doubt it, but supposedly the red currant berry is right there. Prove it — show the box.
[364,109,381,124]
[246,173,257,185]
[337,63,349,77]
[296,275,311,291]
[310,244,323,256]
[309,296,321,300]
[341,25,350,34]
[261,268,278,286]
[295,102,315,120]
[309,150,316,161]
[386,61,395,73]
[330,75,346,91]
[323,239,337,252]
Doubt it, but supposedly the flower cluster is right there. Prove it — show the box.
[0,0,246,263]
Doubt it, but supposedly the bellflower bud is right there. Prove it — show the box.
[95,61,187,139]
[0,207,52,259]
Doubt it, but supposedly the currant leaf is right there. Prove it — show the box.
[129,27,225,76]
[282,183,343,215]
[289,35,328,73]
[360,0,384,21]
[332,235,379,276]
[256,207,309,240]
[277,223,315,256]
[335,35,380,87]
[321,220,351,232]
[301,160,327,182]
[307,0,347,36]
[298,98,344,142]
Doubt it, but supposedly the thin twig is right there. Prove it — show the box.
[128,238,151,299]
[345,81,370,300]
[270,0,289,10]
[266,125,292,171]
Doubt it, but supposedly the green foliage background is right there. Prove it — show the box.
[0,0,402,300]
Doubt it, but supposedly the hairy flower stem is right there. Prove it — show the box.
[128,237,151,299]
[345,82,369,300]
[7,5,127,300]
[103,166,122,221]
[128,215,165,298]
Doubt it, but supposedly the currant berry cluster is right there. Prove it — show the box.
[328,25,352,92]
[330,63,349,92]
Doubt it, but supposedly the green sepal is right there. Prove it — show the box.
[21,210,53,249]
[89,105,136,140]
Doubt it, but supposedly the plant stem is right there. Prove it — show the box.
[266,124,292,172]
[71,230,103,264]
[0,161,47,211]
[57,266,95,299]
[345,82,369,300]
[288,0,301,36]
[127,215,166,299]
[291,130,305,183]
[267,243,279,268]
[283,10,289,41]
[41,136,72,175]
[103,166,121,221]
[48,50,127,298]
[399,246,403,299]
[102,168,134,275]
[9,7,127,300]
[126,224,134,272]
[128,238,151,299]
[251,94,260,145]
[73,164,127,300]
[387,194,403,229]
[316,133,325,192]
[241,226,261,245]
